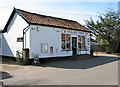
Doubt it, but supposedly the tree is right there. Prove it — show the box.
[85,9,120,53]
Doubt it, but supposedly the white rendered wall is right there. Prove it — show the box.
[29,25,90,59]
[2,13,29,57]
[29,25,73,58]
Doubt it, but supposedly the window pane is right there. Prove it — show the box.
[82,36,85,49]
[61,34,65,49]
[66,34,71,50]
[78,35,81,50]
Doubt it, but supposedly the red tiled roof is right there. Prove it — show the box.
[17,9,90,32]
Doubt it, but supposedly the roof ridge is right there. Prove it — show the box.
[16,8,78,23]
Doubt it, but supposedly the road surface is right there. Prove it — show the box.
[1,55,119,85]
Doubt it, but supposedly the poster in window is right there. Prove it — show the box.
[50,47,53,54]
[41,43,48,53]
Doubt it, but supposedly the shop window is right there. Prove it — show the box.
[78,35,81,50]
[78,35,86,50]
[61,34,71,50]
[66,34,71,50]
[61,34,65,49]
[82,36,85,49]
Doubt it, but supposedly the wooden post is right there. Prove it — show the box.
[22,48,29,64]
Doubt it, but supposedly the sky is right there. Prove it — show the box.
[0,0,119,30]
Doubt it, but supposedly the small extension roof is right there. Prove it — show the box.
[2,8,90,33]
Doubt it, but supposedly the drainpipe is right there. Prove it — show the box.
[23,25,30,49]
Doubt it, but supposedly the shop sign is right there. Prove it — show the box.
[67,30,77,34]
[64,30,85,35]
[78,32,85,35]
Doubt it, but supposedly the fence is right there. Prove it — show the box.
[78,46,91,55]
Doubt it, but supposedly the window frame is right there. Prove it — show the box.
[61,33,71,51]
[78,35,82,50]
[66,34,71,50]
[78,35,86,50]
[61,34,66,50]
[82,36,86,49]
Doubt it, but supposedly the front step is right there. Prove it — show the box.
[71,54,93,60]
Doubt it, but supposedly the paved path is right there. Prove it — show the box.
[1,55,119,85]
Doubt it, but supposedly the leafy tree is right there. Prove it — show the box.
[85,9,120,53]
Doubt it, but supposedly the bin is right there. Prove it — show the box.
[22,48,29,64]
[90,50,94,55]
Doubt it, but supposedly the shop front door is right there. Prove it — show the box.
[72,37,77,55]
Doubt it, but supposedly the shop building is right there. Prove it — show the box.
[0,8,91,59]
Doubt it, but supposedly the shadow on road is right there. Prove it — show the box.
[1,56,16,65]
[40,56,119,69]
[0,71,13,80]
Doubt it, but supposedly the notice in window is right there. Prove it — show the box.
[41,43,48,53]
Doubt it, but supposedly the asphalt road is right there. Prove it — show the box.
[1,55,119,85]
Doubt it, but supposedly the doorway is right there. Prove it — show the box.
[72,37,77,55]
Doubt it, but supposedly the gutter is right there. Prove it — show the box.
[23,25,30,49]
[30,23,91,33]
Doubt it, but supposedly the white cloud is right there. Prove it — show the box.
[0,8,13,29]
[10,0,119,2]
[0,0,117,29]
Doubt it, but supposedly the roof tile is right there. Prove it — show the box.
[17,9,90,32]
